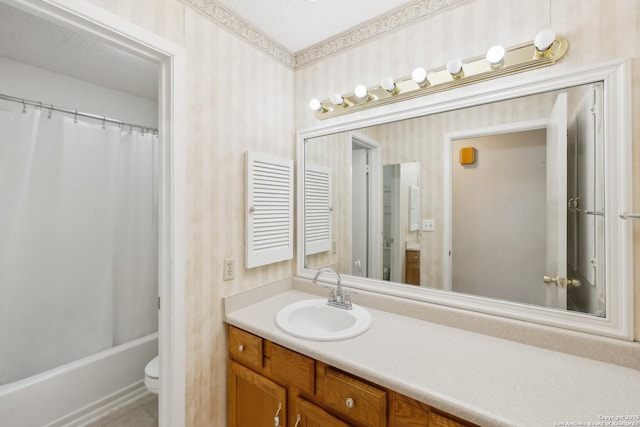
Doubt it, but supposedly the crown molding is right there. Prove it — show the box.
[295,0,473,68]
[180,0,296,68]
[181,0,473,70]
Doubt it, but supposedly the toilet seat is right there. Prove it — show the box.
[144,356,159,394]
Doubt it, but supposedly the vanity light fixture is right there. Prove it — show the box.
[354,84,371,100]
[534,28,556,53]
[381,77,398,94]
[308,98,325,113]
[411,67,429,87]
[330,93,348,107]
[486,45,506,67]
[309,29,569,119]
[446,58,464,79]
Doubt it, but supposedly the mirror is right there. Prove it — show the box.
[300,61,632,338]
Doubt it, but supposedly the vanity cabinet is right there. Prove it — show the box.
[228,325,476,427]
[405,250,420,285]
[229,361,286,427]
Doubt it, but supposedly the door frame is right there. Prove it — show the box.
[443,119,547,291]
[350,132,382,279]
[3,1,187,425]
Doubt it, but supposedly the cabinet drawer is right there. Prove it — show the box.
[229,326,263,371]
[265,341,315,394]
[324,367,386,426]
[296,397,351,427]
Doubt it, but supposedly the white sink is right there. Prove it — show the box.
[275,299,372,341]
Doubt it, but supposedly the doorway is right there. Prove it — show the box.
[0,1,186,425]
[350,132,381,279]
[450,128,547,305]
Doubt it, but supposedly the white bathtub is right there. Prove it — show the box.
[0,332,158,426]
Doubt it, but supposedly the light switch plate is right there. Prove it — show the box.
[422,219,435,232]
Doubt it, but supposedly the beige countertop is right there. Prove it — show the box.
[224,281,640,427]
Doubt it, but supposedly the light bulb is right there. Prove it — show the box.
[330,93,344,105]
[309,98,323,112]
[534,28,556,52]
[486,45,505,66]
[411,67,428,86]
[354,84,369,100]
[446,58,463,76]
[381,77,396,93]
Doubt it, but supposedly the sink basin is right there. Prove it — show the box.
[275,299,372,341]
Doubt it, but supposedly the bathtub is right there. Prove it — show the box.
[0,332,158,426]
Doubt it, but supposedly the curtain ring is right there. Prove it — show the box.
[48,104,54,119]
[22,99,27,114]
[37,102,42,111]
[74,110,78,124]
[102,117,106,130]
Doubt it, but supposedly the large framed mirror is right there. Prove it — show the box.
[297,59,633,340]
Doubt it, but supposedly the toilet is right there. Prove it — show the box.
[144,356,159,394]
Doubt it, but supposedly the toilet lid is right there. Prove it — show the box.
[145,356,159,379]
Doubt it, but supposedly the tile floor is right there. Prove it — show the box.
[86,393,157,427]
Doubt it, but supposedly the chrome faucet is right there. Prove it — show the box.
[312,267,353,310]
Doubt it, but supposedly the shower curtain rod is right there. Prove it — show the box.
[0,93,158,134]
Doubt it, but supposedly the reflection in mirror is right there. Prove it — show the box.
[304,82,605,317]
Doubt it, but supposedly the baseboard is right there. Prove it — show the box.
[47,382,148,427]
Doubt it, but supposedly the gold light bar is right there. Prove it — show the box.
[312,35,568,120]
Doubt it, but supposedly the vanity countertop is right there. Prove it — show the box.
[224,285,640,427]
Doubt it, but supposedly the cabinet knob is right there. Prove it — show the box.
[238,344,244,353]
[345,397,354,409]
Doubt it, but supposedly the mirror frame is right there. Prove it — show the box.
[297,58,633,340]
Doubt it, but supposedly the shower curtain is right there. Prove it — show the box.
[0,109,158,385]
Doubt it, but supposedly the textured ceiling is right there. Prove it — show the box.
[214,0,414,53]
[0,2,158,101]
[0,0,462,96]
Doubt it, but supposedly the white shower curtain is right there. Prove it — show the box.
[0,109,158,385]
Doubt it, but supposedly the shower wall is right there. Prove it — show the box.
[0,57,157,125]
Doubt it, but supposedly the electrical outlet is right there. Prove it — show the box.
[223,258,235,280]
[422,219,435,232]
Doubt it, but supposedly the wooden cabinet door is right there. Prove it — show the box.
[405,250,420,285]
[229,361,286,427]
[295,398,351,427]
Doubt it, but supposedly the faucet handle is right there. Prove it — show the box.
[328,287,336,302]
[343,290,356,308]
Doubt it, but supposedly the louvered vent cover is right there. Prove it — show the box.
[409,185,420,232]
[245,152,293,268]
[305,165,332,255]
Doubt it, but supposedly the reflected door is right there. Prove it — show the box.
[545,92,568,309]
[383,164,402,283]
[352,148,369,276]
